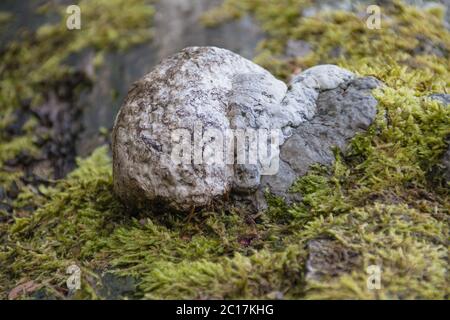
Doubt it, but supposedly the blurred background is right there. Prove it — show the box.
[1,0,263,161]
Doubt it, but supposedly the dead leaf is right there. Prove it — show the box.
[8,280,41,300]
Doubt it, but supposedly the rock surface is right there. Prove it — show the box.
[305,239,361,281]
[429,93,450,106]
[244,76,380,211]
[429,93,450,184]
[113,47,380,213]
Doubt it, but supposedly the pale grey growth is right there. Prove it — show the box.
[279,64,355,128]
[237,76,381,211]
[112,46,378,213]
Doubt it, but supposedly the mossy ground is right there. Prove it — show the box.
[0,0,449,299]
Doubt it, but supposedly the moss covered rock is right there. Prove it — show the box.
[0,0,449,300]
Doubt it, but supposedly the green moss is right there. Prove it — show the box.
[139,246,305,299]
[0,148,112,296]
[299,203,447,299]
[347,85,450,193]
